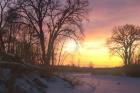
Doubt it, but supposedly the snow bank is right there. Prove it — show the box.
[0,67,140,93]
[0,83,5,93]
[0,67,48,93]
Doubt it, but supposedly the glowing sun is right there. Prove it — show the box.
[63,40,77,53]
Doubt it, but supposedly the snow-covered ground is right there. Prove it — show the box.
[48,74,140,93]
[0,68,140,93]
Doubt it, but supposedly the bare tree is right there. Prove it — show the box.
[46,0,88,66]
[0,0,11,53]
[16,0,51,64]
[107,24,140,66]
[0,1,41,64]
[16,0,88,67]
[5,6,21,54]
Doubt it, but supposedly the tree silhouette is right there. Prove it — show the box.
[16,0,52,64]
[107,24,140,66]
[0,0,89,73]
[15,0,88,67]
[0,0,11,53]
[45,0,88,67]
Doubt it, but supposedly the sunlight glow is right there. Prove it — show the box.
[63,40,123,68]
[63,40,77,53]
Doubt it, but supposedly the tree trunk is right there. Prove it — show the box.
[46,40,52,66]
[124,48,128,66]
[0,33,5,53]
[39,31,46,64]
[128,46,132,65]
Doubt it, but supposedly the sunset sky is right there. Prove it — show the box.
[64,0,140,67]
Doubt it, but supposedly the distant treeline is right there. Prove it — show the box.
[50,65,140,77]
[40,65,124,74]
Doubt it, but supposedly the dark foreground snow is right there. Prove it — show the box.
[0,68,140,93]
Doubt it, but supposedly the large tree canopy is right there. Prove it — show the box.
[15,0,88,66]
[107,24,140,66]
[0,0,89,70]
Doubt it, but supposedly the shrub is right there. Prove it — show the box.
[125,64,140,77]
[0,53,21,62]
[91,67,124,76]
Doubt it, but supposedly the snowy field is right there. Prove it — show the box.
[1,69,140,93]
[47,74,140,93]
